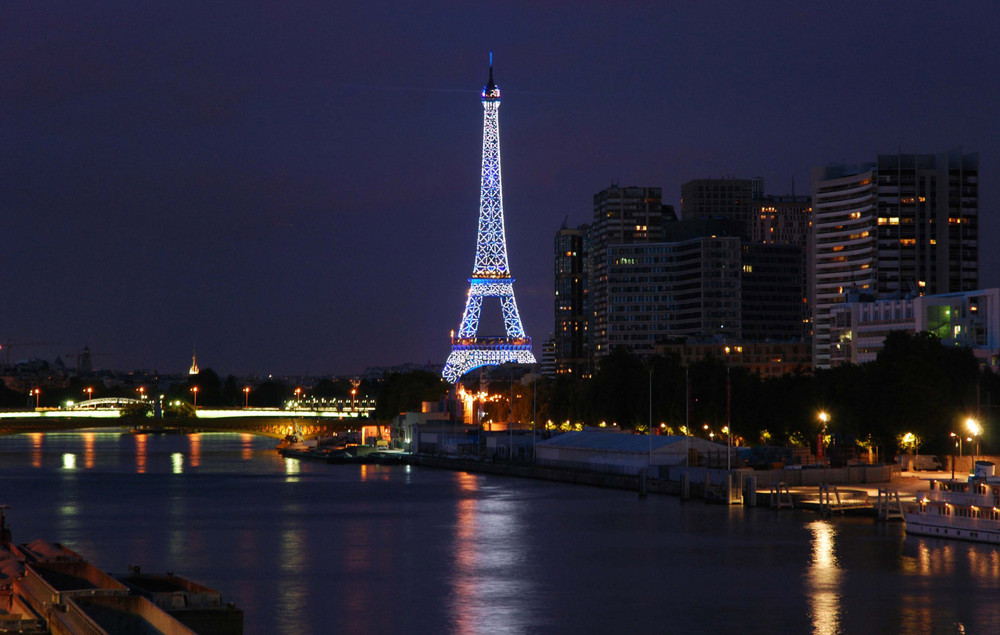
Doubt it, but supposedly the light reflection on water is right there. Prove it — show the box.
[449,472,536,635]
[4,433,1000,633]
[278,500,308,635]
[29,433,42,467]
[135,433,147,473]
[807,520,842,635]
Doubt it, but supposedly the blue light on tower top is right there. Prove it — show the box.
[482,51,500,100]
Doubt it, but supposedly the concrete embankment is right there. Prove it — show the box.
[405,454,943,515]
[410,455,681,495]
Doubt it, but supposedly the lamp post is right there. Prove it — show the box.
[31,388,40,409]
[818,411,830,465]
[243,387,251,408]
[532,375,537,464]
[951,432,958,480]
[85,387,93,401]
[966,417,982,464]
[191,386,199,408]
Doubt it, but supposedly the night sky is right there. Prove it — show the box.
[3,2,998,376]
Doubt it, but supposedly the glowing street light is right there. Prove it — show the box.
[351,388,357,411]
[85,387,93,401]
[137,386,146,400]
[966,417,982,462]
[31,388,40,409]
[191,386,199,408]
[243,386,251,408]
[817,411,830,464]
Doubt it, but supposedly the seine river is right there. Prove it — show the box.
[0,431,998,634]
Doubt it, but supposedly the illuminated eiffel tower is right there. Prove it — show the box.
[442,57,535,384]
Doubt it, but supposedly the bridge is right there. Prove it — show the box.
[0,405,376,440]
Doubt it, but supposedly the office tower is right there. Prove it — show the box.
[680,177,761,226]
[554,224,590,375]
[811,149,979,368]
[590,185,671,359]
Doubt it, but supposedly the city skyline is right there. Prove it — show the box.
[3,3,999,375]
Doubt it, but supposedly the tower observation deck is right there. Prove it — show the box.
[441,57,536,384]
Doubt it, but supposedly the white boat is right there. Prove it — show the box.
[903,460,1000,544]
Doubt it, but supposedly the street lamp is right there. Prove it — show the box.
[243,386,251,408]
[351,388,357,411]
[966,417,982,463]
[191,386,199,408]
[85,387,93,401]
[137,386,146,400]
[31,388,40,409]
[950,432,961,480]
[818,412,830,465]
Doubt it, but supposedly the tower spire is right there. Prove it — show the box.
[442,57,535,384]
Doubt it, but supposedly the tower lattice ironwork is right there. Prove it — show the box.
[442,58,535,384]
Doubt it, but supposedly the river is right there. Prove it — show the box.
[0,431,997,634]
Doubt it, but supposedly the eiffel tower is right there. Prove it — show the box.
[442,57,535,384]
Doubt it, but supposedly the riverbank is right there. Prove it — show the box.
[406,453,943,515]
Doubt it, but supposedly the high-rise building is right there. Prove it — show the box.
[590,185,673,359]
[811,149,979,368]
[680,177,762,226]
[554,224,590,375]
[742,242,805,342]
[604,236,743,356]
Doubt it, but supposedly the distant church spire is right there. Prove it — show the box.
[189,348,200,375]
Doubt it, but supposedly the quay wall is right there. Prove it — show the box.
[410,455,904,499]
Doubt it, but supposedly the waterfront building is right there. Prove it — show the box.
[539,336,557,377]
[751,194,812,245]
[590,185,673,360]
[681,179,812,339]
[656,339,812,378]
[535,429,730,476]
[604,236,743,356]
[442,60,535,383]
[680,177,762,227]
[599,233,803,359]
[828,288,1000,369]
[742,242,805,341]
[811,150,980,368]
[554,224,590,375]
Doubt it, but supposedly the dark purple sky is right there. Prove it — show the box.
[3,2,998,376]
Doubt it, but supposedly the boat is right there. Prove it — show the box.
[903,460,1000,543]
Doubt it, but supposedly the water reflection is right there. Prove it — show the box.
[278,504,308,634]
[447,472,536,634]
[450,475,479,635]
[240,433,254,461]
[807,520,842,635]
[188,433,201,467]
[81,433,95,469]
[171,452,184,474]
[61,453,77,470]
[284,458,300,482]
[29,433,42,468]
[135,434,147,473]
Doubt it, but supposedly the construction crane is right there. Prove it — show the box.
[1,340,57,369]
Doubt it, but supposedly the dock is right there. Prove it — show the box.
[0,508,242,635]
